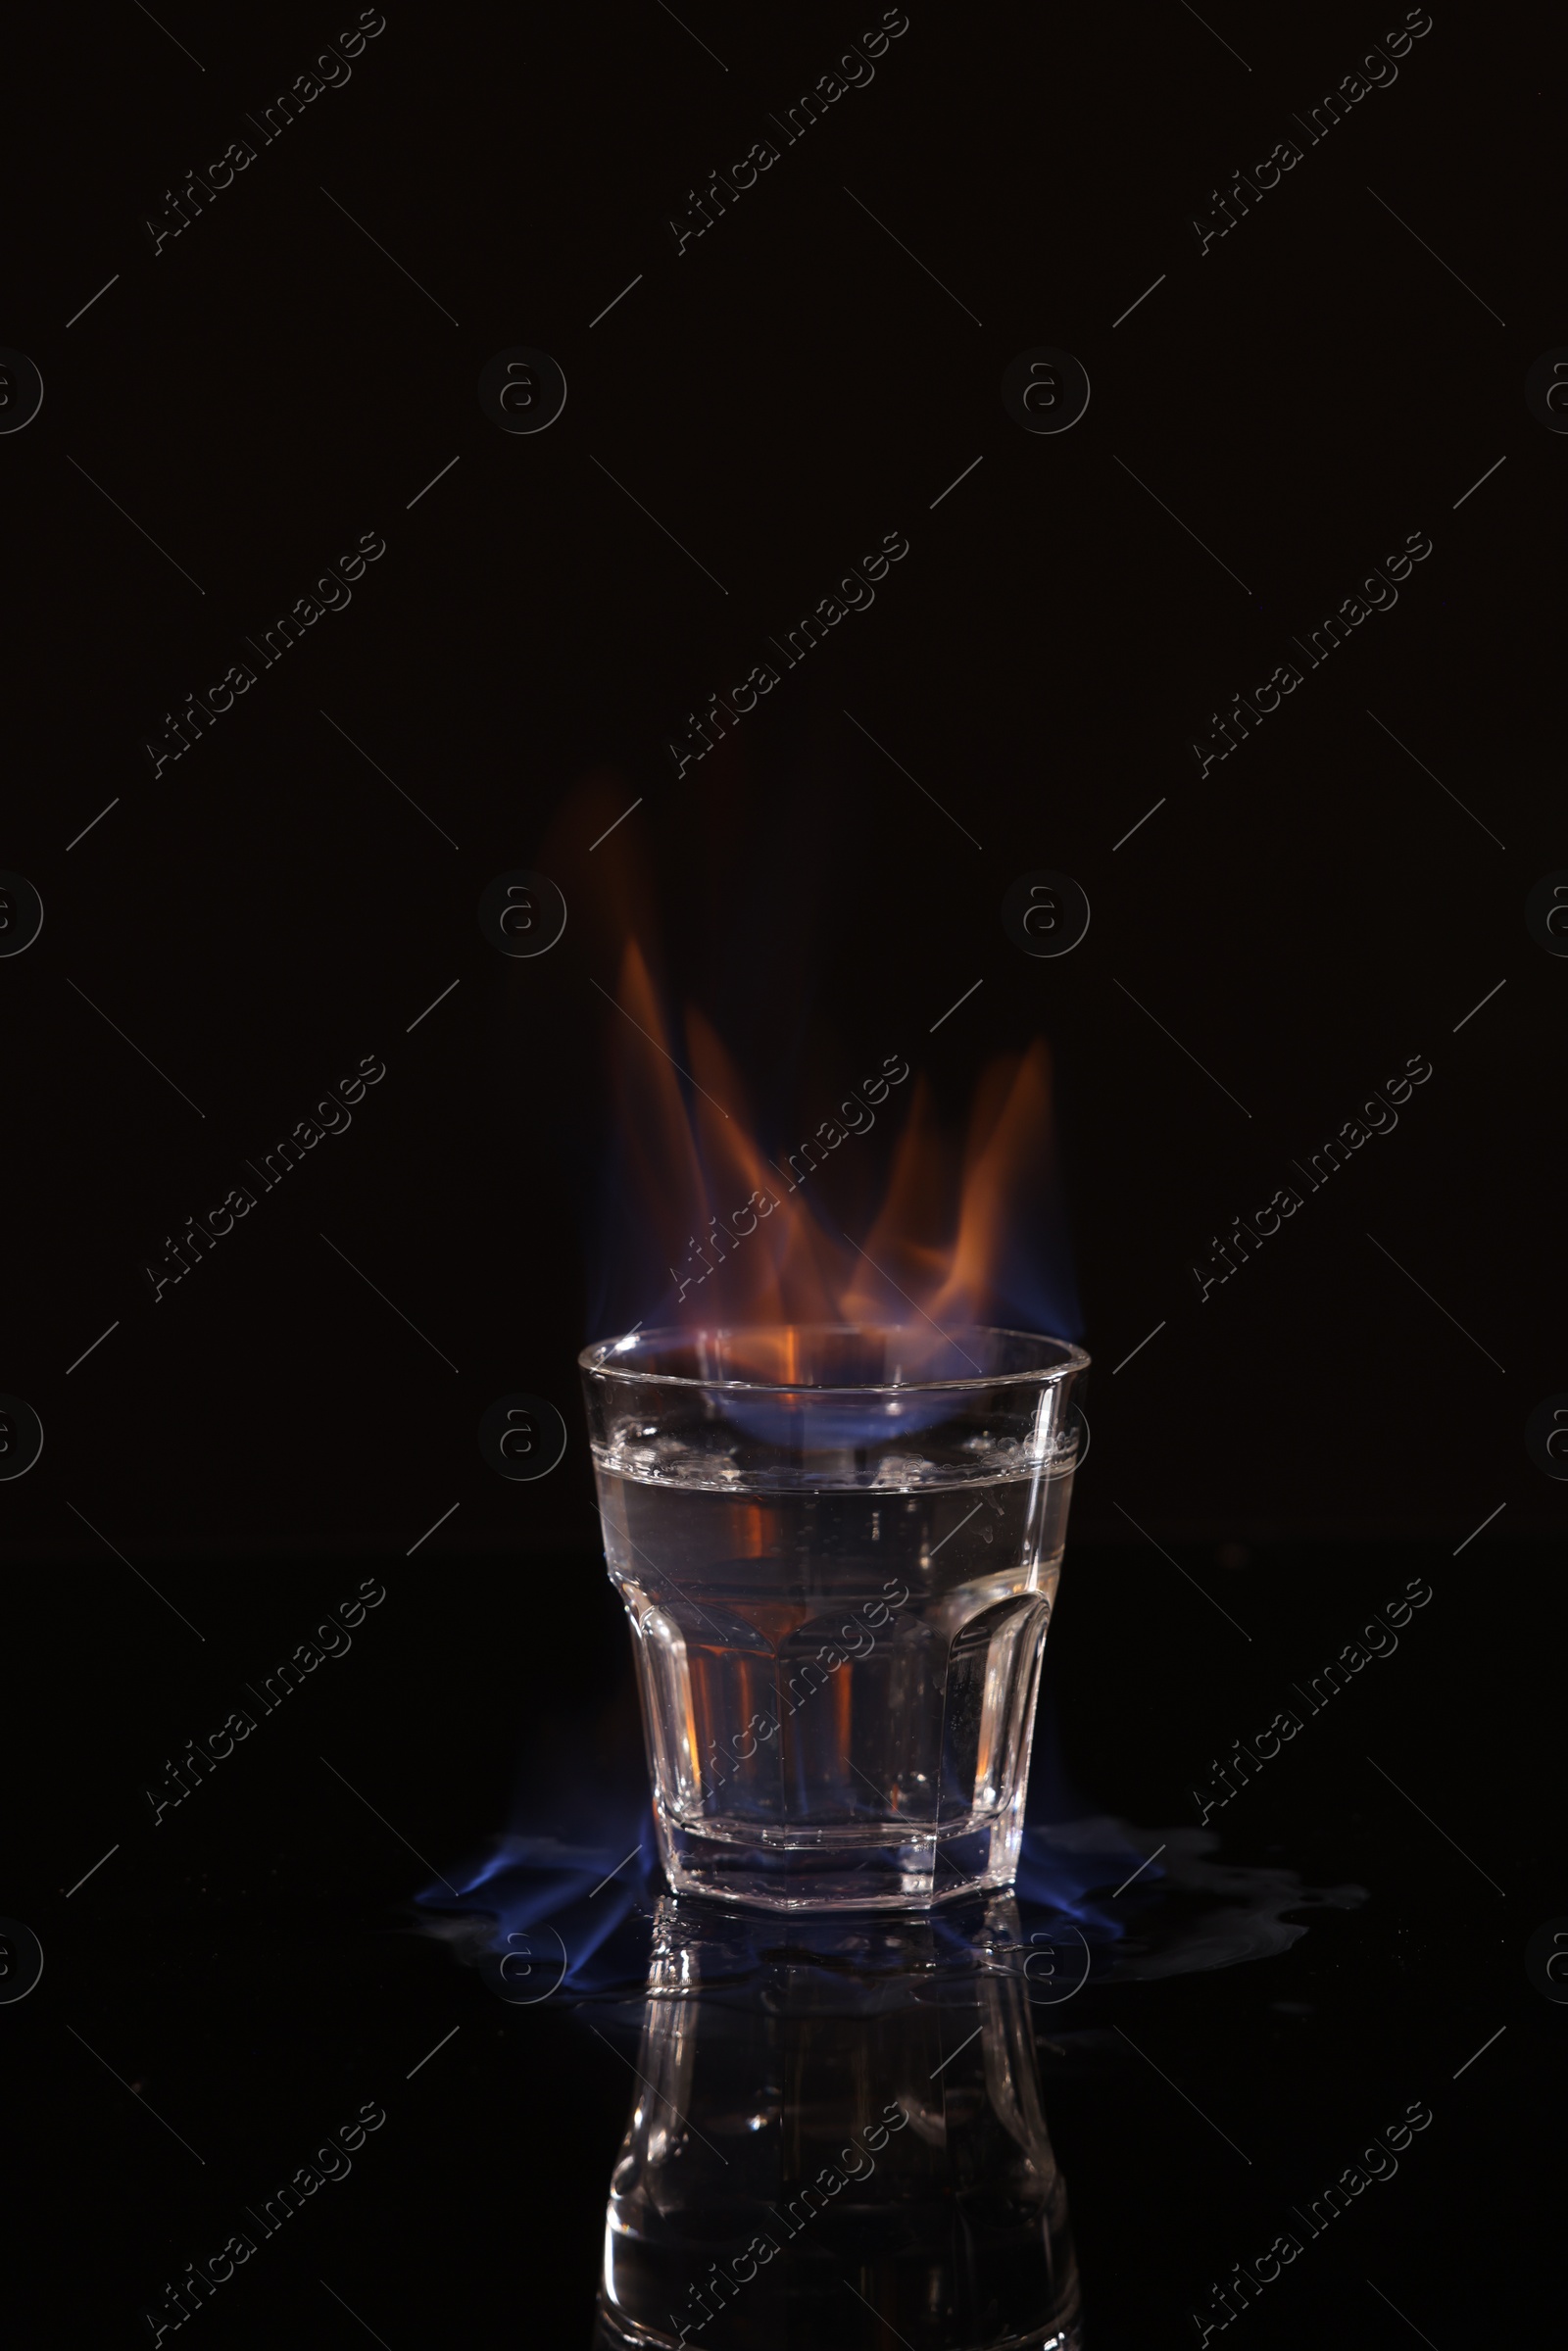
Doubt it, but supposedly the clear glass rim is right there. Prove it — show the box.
[577,1322,1090,1396]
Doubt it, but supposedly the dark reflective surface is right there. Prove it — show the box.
[10,1539,1558,2345]
[593,1898,1081,2351]
[416,1782,1369,2349]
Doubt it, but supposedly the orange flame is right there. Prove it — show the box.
[534,764,1075,1352]
[608,935,1062,1346]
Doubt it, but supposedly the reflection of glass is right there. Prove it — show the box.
[593,1895,1082,2351]
[579,1326,1088,1911]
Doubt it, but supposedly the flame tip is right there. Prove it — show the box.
[599,936,1076,1342]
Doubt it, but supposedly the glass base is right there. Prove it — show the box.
[659,1810,1026,1911]
[595,2302,1083,2351]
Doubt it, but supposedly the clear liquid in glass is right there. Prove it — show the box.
[594,1440,1072,1909]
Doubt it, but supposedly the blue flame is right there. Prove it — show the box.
[413,1753,1151,1999]
[414,1745,1361,2000]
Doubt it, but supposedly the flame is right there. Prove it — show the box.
[606,935,1068,1349]
[530,762,1077,1350]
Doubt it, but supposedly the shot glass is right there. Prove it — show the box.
[579,1324,1088,1911]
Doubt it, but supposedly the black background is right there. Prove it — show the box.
[2,0,1562,2341]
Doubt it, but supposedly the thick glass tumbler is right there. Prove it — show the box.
[579,1324,1088,1911]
